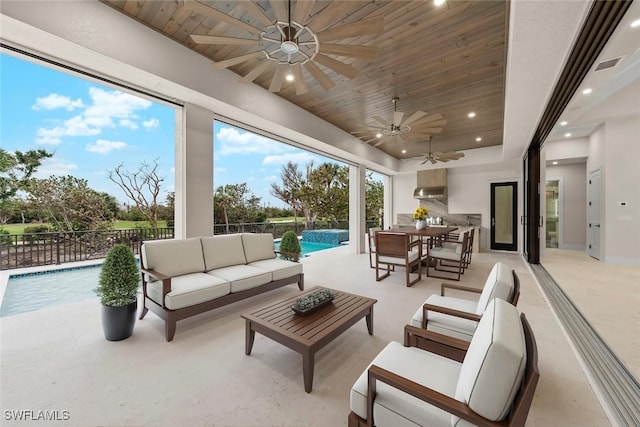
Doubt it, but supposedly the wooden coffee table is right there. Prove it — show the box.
[241,286,377,393]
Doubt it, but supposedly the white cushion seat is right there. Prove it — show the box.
[378,249,420,265]
[350,341,460,427]
[410,295,479,340]
[249,258,303,281]
[350,299,527,427]
[207,264,273,293]
[147,273,230,310]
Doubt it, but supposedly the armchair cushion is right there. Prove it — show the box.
[410,295,479,340]
[378,249,420,265]
[475,262,513,314]
[350,341,460,426]
[453,298,526,425]
[201,234,247,271]
[142,237,205,278]
[242,233,277,263]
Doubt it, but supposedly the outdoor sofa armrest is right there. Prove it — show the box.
[404,325,469,359]
[366,365,500,427]
[422,303,482,327]
[441,282,483,296]
[141,267,173,308]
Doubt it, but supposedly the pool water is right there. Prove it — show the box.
[1,265,104,317]
[274,240,340,257]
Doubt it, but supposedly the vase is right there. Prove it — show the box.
[415,219,427,230]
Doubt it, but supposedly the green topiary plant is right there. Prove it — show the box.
[278,230,301,262]
[96,244,140,306]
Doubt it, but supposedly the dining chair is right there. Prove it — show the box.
[374,231,422,287]
[368,227,381,269]
[426,230,470,281]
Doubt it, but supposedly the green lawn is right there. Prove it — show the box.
[1,220,169,235]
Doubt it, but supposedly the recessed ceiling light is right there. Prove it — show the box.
[376,133,382,138]
[285,73,294,82]
[631,18,640,28]
[434,0,446,6]
[475,137,482,142]
[560,121,568,126]
[565,132,572,137]
[401,149,407,154]
[467,112,476,118]
[552,161,558,165]
[582,88,592,95]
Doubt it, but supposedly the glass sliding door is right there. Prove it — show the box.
[491,182,518,251]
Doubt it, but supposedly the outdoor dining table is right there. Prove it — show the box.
[387,225,459,255]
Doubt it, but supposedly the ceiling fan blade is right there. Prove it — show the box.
[390,135,398,145]
[399,134,414,143]
[412,113,444,125]
[410,127,444,135]
[292,63,308,95]
[183,0,263,36]
[363,137,379,144]
[241,60,276,83]
[214,51,265,69]
[372,115,390,127]
[401,110,427,127]
[239,1,273,27]
[412,119,447,129]
[269,63,287,92]
[269,0,289,23]
[393,111,404,127]
[306,1,360,32]
[374,137,388,147]
[420,158,429,165]
[304,61,336,90]
[293,0,315,24]
[319,43,379,60]
[430,158,438,164]
[190,34,260,46]
[439,152,465,160]
[313,53,359,79]
[316,14,384,42]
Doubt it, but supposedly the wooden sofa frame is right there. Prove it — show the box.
[139,256,304,342]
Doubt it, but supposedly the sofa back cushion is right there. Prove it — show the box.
[142,238,205,277]
[475,262,513,314]
[201,234,247,271]
[242,233,276,263]
[452,299,526,426]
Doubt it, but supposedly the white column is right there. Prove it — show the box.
[175,103,214,238]
[383,175,393,230]
[349,165,366,253]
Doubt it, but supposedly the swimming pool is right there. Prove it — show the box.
[274,239,340,257]
[1,264,105,317]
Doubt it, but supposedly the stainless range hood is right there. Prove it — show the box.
[414,169,447,199]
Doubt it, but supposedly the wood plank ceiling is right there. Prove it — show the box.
[102,0,508,161]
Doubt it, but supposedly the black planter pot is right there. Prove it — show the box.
[101,301,137,341]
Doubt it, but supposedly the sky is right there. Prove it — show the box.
[1,52,379,209]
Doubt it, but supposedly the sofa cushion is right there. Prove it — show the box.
[248,258,302,281]
[207,265,273,293]
[142,238,205,278]
[242,233,276,263]
[350,341,460,427]
[453,298,526,426]
[410,295,479,341]
[201,234,247,271]
[147,273,230,310]
[475,262,513,314]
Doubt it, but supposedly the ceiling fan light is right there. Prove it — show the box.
[281,40,299,54]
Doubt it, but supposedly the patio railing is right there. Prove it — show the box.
[0,219,373,270]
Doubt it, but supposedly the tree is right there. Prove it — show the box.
[270,161,316,228]
[0,148,53,201]
[28,175,112,231]
[108,159,164,228]
[365,173,384,227]
[214,183,262,232]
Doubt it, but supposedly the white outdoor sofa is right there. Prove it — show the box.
[139,233,304,341]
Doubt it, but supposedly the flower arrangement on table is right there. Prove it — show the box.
[413,206,429,221]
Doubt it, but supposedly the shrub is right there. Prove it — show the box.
[278,230,301,262]
[96,244,140,306]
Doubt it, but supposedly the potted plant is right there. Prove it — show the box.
[96,244,140,341]
[413,206,429,230]
[278,230,302,261]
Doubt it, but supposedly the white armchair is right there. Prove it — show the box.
[348,298,539,427]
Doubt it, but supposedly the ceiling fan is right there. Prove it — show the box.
[184,0,384,95]
[414,136,465,164]
[352,98,447,146]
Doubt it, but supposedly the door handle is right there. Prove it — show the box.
[539,216,544,226]
[492,218,495,226]
[520,215,524,225]
[594,224,600,228]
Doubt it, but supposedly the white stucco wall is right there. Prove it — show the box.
[546,163,587,250]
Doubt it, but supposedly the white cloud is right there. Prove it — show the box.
[32,94,84,111]
[143,118,159,129]
[35,136,62,146]
[86,139,128,154]
[119,119,138,130]
[262,152,317,166]
[216,127,288,155]
[34,159,78,178]
[85,87,152,119]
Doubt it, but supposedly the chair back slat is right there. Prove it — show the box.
[507,313,540,427]
[511,270,521,306]
[376,232,409,258]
